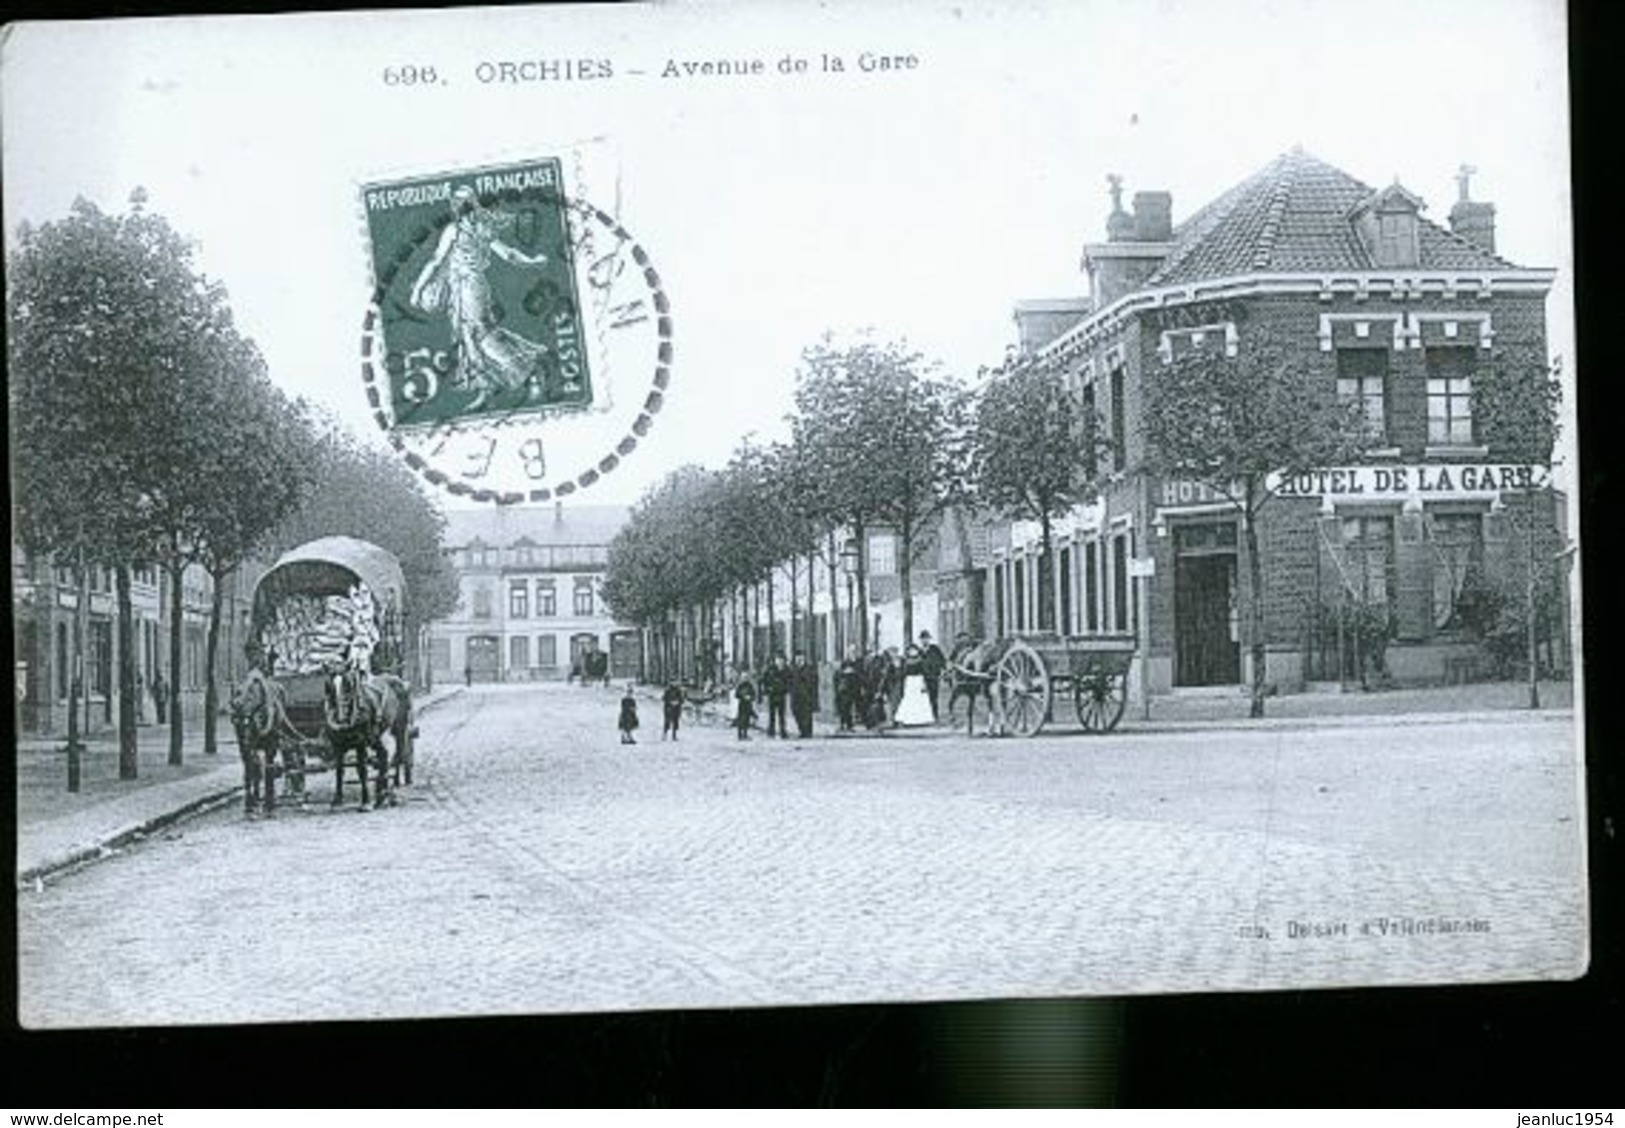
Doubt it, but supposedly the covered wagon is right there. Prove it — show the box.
[248,536,408,778]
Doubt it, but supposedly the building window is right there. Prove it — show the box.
[537,580,557,616]
[1342,515,1396,613]
[1084,541,1100,633]
[868,535,896,577]
[1109,363,1127,472]
[1427,349,1475,445]
[509,635,530,673]
[573,578,595,616]
[993,563,1006,637]
[1059,546,1073,634]
[1429,512,1483,631]
[1111,533,1129,633]
[472,585,492,620]
[515,545,533,565]
[1013,559,1027,631]
[509,581,529,619]
[1375,211,1418,268]
[1337,349,1388,442]
[537,634,558,668]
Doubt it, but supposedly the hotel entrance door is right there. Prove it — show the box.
[1174,522,1240,687]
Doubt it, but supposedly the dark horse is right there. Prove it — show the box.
[323,665,415,810]
[946,638,1010,736]
[230,670,289,816]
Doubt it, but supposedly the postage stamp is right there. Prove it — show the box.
[363,158,592,426]
[359,155,671,505]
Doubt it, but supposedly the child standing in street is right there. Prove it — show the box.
[618,685,639,744]
[734,677,756,741]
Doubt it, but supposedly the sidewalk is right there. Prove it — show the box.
[15,685,466,886]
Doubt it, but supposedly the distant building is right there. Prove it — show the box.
[432,503,635,683]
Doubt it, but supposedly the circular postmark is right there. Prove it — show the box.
[359,157,671,504]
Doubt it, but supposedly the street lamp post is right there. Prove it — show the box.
[840,537,861,656]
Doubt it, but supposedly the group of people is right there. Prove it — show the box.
[614,631,958,744]
[832,631,949,733]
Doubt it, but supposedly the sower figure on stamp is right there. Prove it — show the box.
[762,654,790,738]
[662,681,684,740]
[410,185,553,409]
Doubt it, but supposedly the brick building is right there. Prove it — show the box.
[975,148,1567,693]
[430,504,637,683]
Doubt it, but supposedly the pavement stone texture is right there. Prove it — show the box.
[16,683,1586,1028]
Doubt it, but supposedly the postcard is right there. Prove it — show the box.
[6,0,1585,1029]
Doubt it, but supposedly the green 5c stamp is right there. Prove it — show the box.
[360,156,672,504]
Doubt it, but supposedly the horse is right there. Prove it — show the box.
[323,664,415,810]
[230,671,290,816]
[946,638,1010,736]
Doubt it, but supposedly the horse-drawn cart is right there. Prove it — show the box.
[950,631,1137,736]
[245,536,413,804]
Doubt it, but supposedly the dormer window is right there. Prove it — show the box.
[1375,210,1418,268]
[1351,182,1424,269]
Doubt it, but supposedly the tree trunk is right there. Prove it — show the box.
[115,564,138,780]
[900,517,915,647]
[827,529,842,660]
[204,566,227,756]
[854,517,870,653]
[807,549,818,661]
[168,553,185,765]
[65,551,87,792]
[767,568,778,660]
[1243,482,1268,719]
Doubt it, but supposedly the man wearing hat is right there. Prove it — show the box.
[918,630,948,721]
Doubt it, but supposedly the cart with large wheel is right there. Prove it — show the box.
[951,631,1137,736]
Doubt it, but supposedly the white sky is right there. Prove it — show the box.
[2,0,1576,508]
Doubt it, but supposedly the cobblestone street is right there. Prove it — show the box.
[17,683,1586,1028]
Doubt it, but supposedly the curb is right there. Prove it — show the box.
[18,779,245,890]
[19,684,470,890]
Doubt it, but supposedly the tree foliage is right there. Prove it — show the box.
[267,416,460,636]
[1142,329,1369,716]
[970,360,1107,629]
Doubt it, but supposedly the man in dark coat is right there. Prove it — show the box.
[790,654,819,738]
[918,630,948,721]
[661,682,685,740]
[834,647,862,732]
[762,654,791,738]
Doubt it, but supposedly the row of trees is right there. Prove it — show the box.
[602,334,1111,682]
[607,321,1563,718]
[9,193,457,787]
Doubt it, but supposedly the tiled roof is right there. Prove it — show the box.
[444,503,629,549]
[1143,147,1518,288]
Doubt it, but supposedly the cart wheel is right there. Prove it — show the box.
[996,640,1051,736]
[1073,669,1127,733]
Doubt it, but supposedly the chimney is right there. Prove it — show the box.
[1105,173,1135,242]
[1083,176,1174,308]
[1133,191,1173,242]
[1448,163,1496,255]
